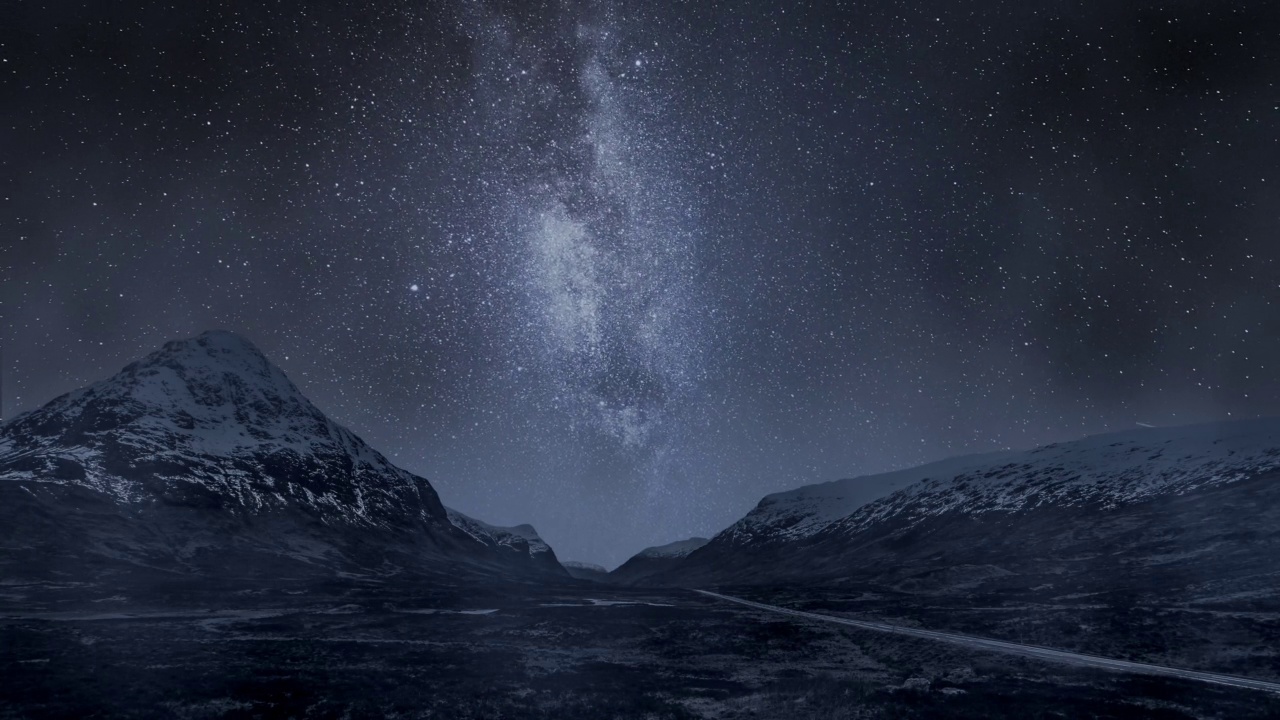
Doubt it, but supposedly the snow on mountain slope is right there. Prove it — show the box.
[720,418,1280,548]
[635,537,710,559]
[644,418,1280,588]
[0,331,566,580]
[445,504,550,556]
[446,508,566,574]
[830,418,1280,539]
[561,561,610,581]
[0,331,446,527]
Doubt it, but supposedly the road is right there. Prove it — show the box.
[694,589,1280,695]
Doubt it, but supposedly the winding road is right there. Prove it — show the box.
[694,590,1280,695]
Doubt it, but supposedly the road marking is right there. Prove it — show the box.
[694,589,1280,695]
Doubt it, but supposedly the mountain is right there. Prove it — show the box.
[609,537,708,585]
[645,419,1280,600]
[0,331,562,584]
[561,561,609,582]
[446,508,567,577]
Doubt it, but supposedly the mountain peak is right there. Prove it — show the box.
[0,331,432,522]
[31,330,323,462]
[191,329,264,352]
[181,330,271,366]
[127,330,297,402]
[142,330,272,371]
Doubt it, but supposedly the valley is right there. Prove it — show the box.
[4,579,1280,719]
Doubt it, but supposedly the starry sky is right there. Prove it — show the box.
[2,0,1278,567]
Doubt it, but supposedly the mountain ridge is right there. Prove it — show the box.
[0,331,564,582]
[646,417,1280,589]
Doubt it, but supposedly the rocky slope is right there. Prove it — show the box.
[647,419,1280,601]
[0,331,563,583]
[609,537,709,585]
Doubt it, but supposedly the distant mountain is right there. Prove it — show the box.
[561,561,609,582]
[646,419,1280,601]
[0,331,563,583]
[447,508,567,577]
[609,537,708,585]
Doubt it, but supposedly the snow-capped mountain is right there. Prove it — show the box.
[634,537,710,559]
[561,560,609,582]
[0,331,448,522]
[609,537,709,585]
[724,419,1280,546]
[0,331,562,581]
[650,419,1280,593]
[447,508,567,576]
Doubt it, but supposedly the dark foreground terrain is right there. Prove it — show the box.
[3,576,1280,719]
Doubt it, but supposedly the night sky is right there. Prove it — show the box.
[2,0,1278,567]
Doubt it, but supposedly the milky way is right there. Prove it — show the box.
[462,3,712,458]
[2,0,1278,566]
